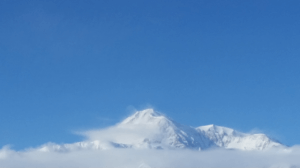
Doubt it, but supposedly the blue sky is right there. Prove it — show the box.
[0,0,300,150]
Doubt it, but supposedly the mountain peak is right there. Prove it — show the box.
[197,124,236,135]
[118,109,212,150]
[120,109,167,125]
[136,108,158,116]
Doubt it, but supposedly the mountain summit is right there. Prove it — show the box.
[120,109,167,125]
[39,109,284,152]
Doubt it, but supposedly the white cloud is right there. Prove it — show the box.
[80,124,162,145]
[1,145,300,167]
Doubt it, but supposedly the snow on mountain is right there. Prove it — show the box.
[36,109,284,152]
[116,109,212,150]
[196,124,283,150]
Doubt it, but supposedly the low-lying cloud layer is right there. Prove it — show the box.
[0,146,300,167]
[1,145,300,167]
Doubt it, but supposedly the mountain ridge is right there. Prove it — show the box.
[37,109,284,152]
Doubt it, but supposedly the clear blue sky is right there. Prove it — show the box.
[1,0,300,150]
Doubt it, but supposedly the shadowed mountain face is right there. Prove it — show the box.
[39,109,284,152]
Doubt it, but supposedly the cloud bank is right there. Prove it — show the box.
[1,145,300,168]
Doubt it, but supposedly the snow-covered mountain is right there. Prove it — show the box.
[196,124,282,150]
[117,109,213,150]
[37,109,284,152]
